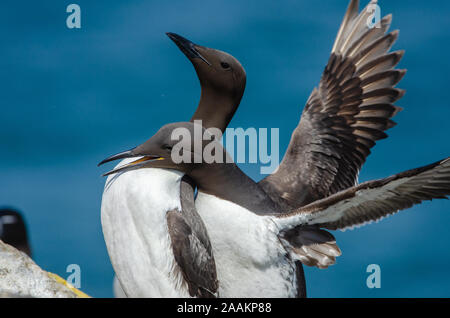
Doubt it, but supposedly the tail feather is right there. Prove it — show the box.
[281,225,342,269]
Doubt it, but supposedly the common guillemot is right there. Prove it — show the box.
[98,0,444,297]
[100,0,418,297]
[100,121,450,297]
[99,33,246,297]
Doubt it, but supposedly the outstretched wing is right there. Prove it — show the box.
[275,158,450,231]
[259,0,405,209]
[167,179,218,298]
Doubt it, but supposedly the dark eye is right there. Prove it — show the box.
[220,62,230,69]
[163,144,173,151]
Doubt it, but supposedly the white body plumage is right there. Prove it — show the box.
[101,160,299,297]
[100,159,189,297]
[195,192,298,297]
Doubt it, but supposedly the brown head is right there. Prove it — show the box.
[166,33,246,132]
[98,122,228,177]
[98,122,278,214]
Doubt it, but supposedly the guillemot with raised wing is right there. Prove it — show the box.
[98,0,450,297]
[100,121,450,297]
[99,33,246,297]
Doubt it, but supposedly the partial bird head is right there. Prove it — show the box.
[0,208,31,257]
[98,122,230,177]
[166,32,246,108]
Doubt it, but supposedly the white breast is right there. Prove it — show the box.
[100,159,189,297]
[195,192,298,297]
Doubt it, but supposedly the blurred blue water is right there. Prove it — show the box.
[1,0,449,297]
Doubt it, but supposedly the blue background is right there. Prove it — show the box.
[1,0,449,297]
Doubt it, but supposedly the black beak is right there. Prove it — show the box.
[166,32,211,66]
[98,148,136,167]
[98,148,164,177]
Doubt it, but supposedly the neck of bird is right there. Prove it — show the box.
[191,84,241,133]
[189,161,279,214]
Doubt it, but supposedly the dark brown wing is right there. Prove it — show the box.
[259,0,405,208]
[276,158,450,231]
[167,179,218,298]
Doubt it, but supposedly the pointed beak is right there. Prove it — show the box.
[98,149,136,166]
[166,32,211,66]
[98,149,164,177]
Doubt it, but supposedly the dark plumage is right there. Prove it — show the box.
[0,208,31,257]
[258,0,406,267]
[281,158,450,231]
[167,178,218,298]
[259,6,405,209]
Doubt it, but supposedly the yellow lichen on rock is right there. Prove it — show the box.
[47,272,90,298]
